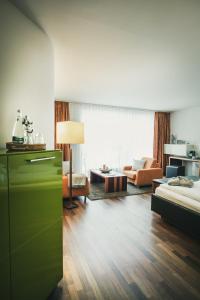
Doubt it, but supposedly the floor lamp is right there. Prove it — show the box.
[57,121,84,209]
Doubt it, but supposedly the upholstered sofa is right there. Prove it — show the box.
[62,175,89,203]
[123,157,163,186]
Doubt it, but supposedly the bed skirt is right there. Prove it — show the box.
[151,194,200,239]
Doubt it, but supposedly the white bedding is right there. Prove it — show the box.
[155,180,200,213]
[159,181,200,202]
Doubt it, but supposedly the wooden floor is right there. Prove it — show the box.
[49,194,200,300]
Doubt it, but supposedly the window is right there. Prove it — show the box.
[70,103,154,174]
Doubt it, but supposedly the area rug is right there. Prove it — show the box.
[88,182,152,200]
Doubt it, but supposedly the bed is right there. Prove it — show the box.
[151,181,200,238]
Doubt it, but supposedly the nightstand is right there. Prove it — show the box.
[152,178,169,193]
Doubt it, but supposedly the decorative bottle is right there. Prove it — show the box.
[12,109,24,144]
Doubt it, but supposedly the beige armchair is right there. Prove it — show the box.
[123,157,163,186]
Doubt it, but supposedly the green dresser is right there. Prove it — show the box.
[0,155,10,300]
[0,150,63,300]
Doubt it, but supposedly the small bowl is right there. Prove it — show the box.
[100,168,112,173]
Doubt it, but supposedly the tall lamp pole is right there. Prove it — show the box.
[57,121,84,209]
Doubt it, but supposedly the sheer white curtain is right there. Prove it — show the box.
[70,103,154,175]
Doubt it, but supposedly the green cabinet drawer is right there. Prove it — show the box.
[0,155,10,300]
[8,151,63,300]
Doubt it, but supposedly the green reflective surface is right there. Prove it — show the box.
[8,150,63,300]
[0,155,10,300]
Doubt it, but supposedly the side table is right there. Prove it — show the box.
[152,178,169,193]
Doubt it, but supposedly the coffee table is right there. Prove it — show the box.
[90,169,127,193]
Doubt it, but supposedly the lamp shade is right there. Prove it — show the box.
[56,121,84,144]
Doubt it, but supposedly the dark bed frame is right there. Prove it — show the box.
[151,194,200,239]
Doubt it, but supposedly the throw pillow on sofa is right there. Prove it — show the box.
[132,159,145,171]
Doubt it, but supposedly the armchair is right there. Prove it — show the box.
[123,157,163,186]
[62,175,89,203]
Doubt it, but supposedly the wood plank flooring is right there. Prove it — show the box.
[49,194,200,300]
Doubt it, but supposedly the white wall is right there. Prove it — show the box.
[10,0,200,111]
[0,0,54,149]
[171,106,200,156]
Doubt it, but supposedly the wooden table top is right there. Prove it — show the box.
[90,169,126,178]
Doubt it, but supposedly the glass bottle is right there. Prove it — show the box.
[12,109,24,144]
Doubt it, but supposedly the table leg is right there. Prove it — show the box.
[105,177,109,193]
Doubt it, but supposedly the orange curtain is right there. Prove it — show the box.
[54,101,70,161]
[153,112,170,174]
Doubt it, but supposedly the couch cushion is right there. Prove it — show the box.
[142,157,157,169]
[123,170,137,180]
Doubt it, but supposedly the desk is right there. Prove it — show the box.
[169,156,200,176]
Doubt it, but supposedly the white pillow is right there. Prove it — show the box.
[132,159,145,171]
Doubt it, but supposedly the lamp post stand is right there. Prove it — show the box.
[64,146,78,209]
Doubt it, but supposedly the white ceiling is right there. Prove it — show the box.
[11,0,200,111]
